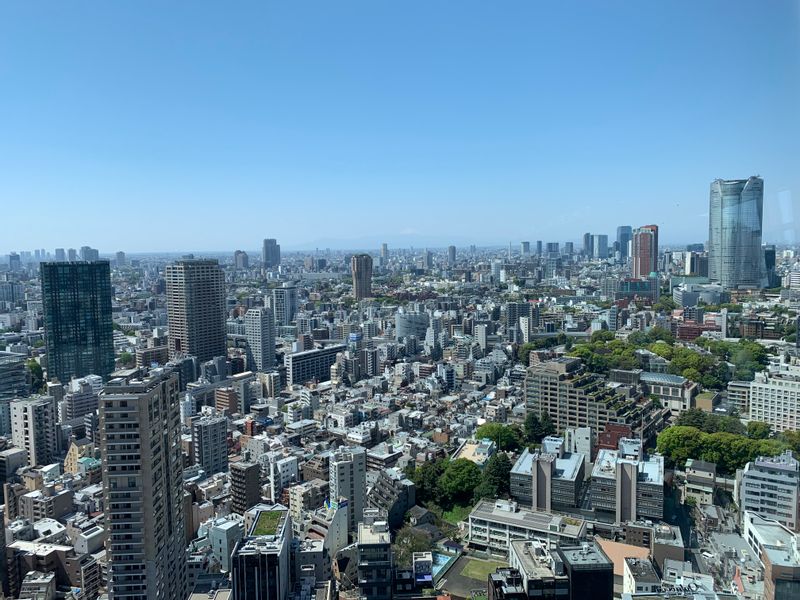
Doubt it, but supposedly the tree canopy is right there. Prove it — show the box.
[475,423,521,452]
[657,425,787,474]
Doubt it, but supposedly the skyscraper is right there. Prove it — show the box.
[708,177,766,289]
[101,369,187,600]
[582,233,593,257]
[593,235,608,259]
[0,352,28,436]
[448,245,457,265]
[351,254,373,301]
[380,243,388,259]
[631,225,659,279]
[166,259,226,362]
[245,308,276,371]
[616,225,632,259]
[520,242,530,256]
[262,238,281,269]
[41,261,114,384]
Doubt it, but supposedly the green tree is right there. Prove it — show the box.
[747,421,772,440]
[779,430,800,455]
[439,459,482,506]
[393,525,432,567]
[476,452,512,499]
[410,459,446,505]
[475,423,521,452]
[27,359,43,392]
[118,351,134,367]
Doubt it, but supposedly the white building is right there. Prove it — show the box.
[736,450,799,532]
[11,396,59,467]
[329,446,366,532]
[749,357,800,432]
[245,308,276,371]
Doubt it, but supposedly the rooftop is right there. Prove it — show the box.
[251,509,286,537]
[558,542,613,568]
[470,499,585,539]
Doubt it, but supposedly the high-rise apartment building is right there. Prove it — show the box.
[351,254,373,301]
[285,344,345,386]
[0,352,28,436]
[736,450,799,532]
[272,285,297,327]
[192,413,229,475]
[708,176,766,289]
[245,308,276,371]
[616,226,632,259]
[100,369,187,600]
[234,250,249,269]
[262,238,281,269]
[230,461,262,515]
[11,396,59,467]
[631,224,659,279]
[166,259,226,362]
[330,446,366,532]
[41,261,114,384]
[357,512,393,600]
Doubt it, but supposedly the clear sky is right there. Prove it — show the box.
[1,1,798,252]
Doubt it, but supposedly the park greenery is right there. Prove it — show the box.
[656,425,787,474]
[409,451,514,515]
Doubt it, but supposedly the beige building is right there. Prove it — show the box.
[166,259,226,362]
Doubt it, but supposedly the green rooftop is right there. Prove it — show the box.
[252,510,284,536]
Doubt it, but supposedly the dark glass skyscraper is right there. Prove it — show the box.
[616,225,632,259]
[41,261,114,383]
[709,177,766,289]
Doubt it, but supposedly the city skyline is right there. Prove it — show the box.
[1,2,798,250]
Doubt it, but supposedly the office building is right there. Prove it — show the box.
[357,511,393,600]
[192,414,228,475]
[380,243,388,259]
[63,376,101,421]
[708,176,766,289]
[742,511,800,600]
[41,261,114,383]
[54,248,65,262]
[329,446,366,532]
[100,369,188,600]
[510,440,584,511]
[230,461,262,515]
[351,254,373,300]
[593,235,608,259]
[0,352,28,436]
[556,542,613,600]
[589,438,664,522]
[616,226,632,259]
[272,285,298,326]
[284,345,345,386]
[231,506,291,600]
[507,540,570,600]
[10,396,59,467]
[245,308,276,371]
[166,259,226,362]
[467,499,586,555]
[262,238,281,269]
[582,233,593,257]
[80,246,99,261]
[736,450,799,532]
[394,310,429,341]
[631,225,659,279]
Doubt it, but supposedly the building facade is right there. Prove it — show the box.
[166,259,226,362]
[100,369,188,600]
[41,261,114,383]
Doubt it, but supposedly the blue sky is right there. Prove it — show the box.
[1,1,798,252]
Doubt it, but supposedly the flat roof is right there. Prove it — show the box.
[559,542,612,567]
[470,499,585,538]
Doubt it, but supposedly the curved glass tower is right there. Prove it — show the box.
[708,177,766,289]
